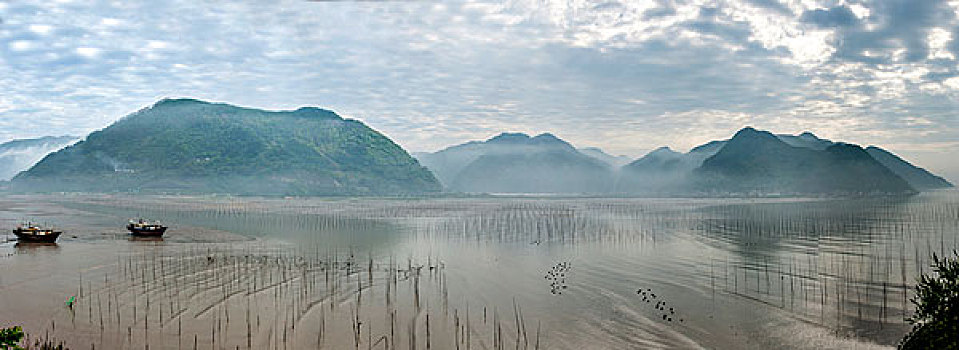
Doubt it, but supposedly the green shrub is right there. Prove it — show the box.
[899,251,959,349]
[0,326,24,350]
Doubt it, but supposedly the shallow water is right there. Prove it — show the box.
[1,192,957,349]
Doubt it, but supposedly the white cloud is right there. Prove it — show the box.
[0,0,955,173]
[100,18,122,27]
[75,47,102,58]
[146,40,170,50]
[847,3,870,19]
[28,24,54,35]
[927,28,954,60]
[9,40,38,51]
[944,76,959,89]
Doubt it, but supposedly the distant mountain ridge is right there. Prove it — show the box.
[415,132,614,193]
[618,128,948,195]
[777,131,835,150]
[692,128,914,194]
[616,146,690,194]
[417,127,948,195]
[0,135,79,181]
[578,147,633,167]
[864,147,953,190]
[12,99,440,195]
[9,107,949,197]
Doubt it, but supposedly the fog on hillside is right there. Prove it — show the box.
[416,133,618,194]
[0,137,78,181]
[416,128,951,196]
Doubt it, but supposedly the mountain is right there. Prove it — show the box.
[776,131,834,150]
[617,132,824,192]
[416,133,614,193]
[11,99,440,195]
[626,147,683,170]
[616,138,734,194]
[578,147,633,167]
[774,131,951,189]
[0,136,79,181]
[686,140,727,160]
[616,147,689,193]
[865,147,953,190]
[694,127,914,194]
[616,129,946,195]
[414,133,528,187]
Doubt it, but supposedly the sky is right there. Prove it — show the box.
[1,0,958,182]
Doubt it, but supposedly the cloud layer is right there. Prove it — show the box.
[1,0,958,181]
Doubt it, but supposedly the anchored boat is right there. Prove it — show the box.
[127,219,167,237]
[13,223,62,243]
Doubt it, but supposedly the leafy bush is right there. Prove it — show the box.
[0,326,24,350]
[899,251,959,349]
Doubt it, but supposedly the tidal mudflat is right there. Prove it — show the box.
[1,192,957,349]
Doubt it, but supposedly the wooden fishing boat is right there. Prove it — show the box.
[127,219,167,237]
[13,224,62,243]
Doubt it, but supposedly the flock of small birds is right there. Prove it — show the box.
[637,288,683,323]
[545,261,571,295]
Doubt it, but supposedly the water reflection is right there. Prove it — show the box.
[691,194,958,344]
[34,192,959,348]
[127,236,164,243]
[62,200,406,249]
[14,241,60,252]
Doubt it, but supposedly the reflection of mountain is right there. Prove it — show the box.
[415,133,614,193]
[692,194,920,345]
[0,136,78,181]
[12,99,440,195]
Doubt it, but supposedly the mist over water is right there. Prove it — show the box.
[2,192,956,349]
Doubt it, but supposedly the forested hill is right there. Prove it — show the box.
[12,99,440,196]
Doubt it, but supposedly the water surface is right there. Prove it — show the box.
[1,192,957,349]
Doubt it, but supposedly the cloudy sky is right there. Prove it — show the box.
[1,0,958,182]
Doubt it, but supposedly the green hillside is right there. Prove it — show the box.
[695,127,915,195]
[12,99,440,196]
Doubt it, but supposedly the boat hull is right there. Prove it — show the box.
[127,225,167,237]
[13,230,62,243]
